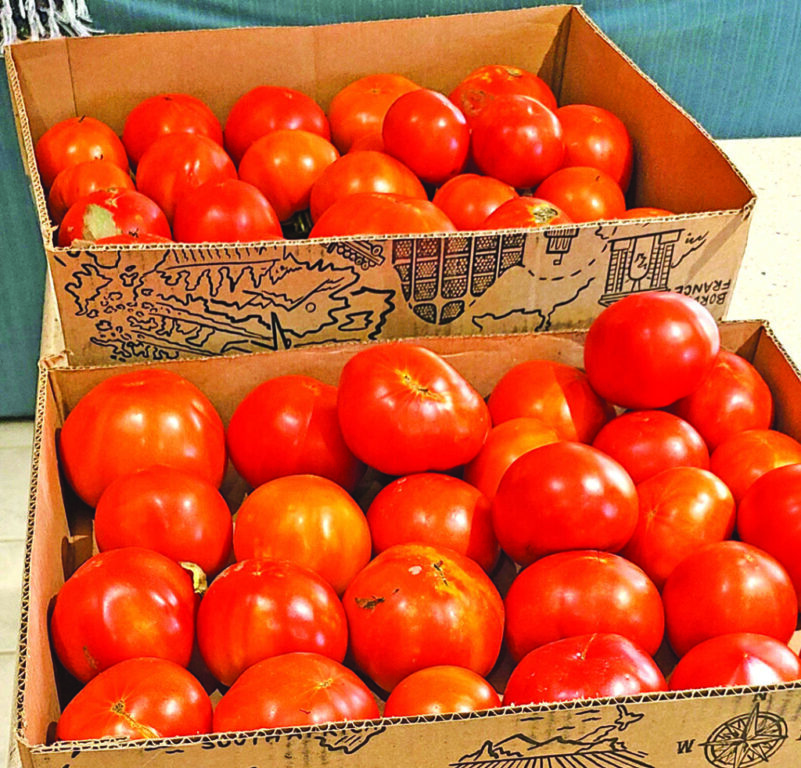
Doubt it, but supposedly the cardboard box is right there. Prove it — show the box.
[5,6,755,368]
[14,320,801,768]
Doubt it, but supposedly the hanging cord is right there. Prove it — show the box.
[1,0,101,51]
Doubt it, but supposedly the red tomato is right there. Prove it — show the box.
[50,548,196,683]
[35,115,129,189]
[238,129,339,222]
[92,232,174,245]
[336,342,491,476]
[503,633,667,706]
[48,159,134,224]
[662,540,798,657]
[469,94,564,188]
[710,428,801,502]
[224,85,330,165]
[669,633,801,691]
[57,188,172,247]
[135,132,237,222]
[213,652,379,732]
[431,173,518,231]
[308,149,426,222]
[343,543,504,691]
[670,349,774,450]
[233,474,372,595]
[620,467,735,589]
[491,441,638,566]
[479,196,573,229]
[555,104,634,191]
[94,465,233,577]
[59,368,226,508]
[591,410,709,485]
[327,73,420,153]
[583,290,720,409]
[382,88,470,185]
[383,665,501,717]
[55,658,212,741]
[534,165,626,222]
[737,463,801,599]
[226,374,364,492]
[487,359,614,443]
[620,207,675,218]
[172,178,284,243]
[196,558,348,687]
[366,472,498,573]
[309,192,455,238]
[462,417,560,499]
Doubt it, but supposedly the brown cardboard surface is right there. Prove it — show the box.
[14,321,801,768]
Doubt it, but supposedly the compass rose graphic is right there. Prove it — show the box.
[701,701,787,767]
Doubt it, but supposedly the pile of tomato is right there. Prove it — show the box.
[48,289,801,742]
[35,64,673,247]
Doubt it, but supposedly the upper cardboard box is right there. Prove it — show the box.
[5,5,755,367]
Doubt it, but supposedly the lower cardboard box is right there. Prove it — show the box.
[15,320,801,768]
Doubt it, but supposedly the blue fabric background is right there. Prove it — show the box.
[2,0,799,416]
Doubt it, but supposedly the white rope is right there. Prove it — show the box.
[0,0,101,51]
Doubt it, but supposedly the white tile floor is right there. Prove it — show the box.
[1,137,800,766]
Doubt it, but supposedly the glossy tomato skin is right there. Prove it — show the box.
[504,633,667,706]
[55,657,212,741]
[383,665,501,717]
[48,159,134,224]
[662,540,798,657]
[504,550,664,662]
[59,368,226,508]
[534,165,626,222]
[92,232,174,245]
[94,465,233,577]
[227,374,364,492]
[50,548,196,683]
[336,342,491,476]
[620,206,675,218]
[343,543,505,691]
[491,441,638,566]
[431,173,518,231]
[196,558,348,687]
[213,652,379,732]
[583,290,720,410]
[479,196,572,229]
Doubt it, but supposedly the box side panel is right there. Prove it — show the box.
[752,327,801,441]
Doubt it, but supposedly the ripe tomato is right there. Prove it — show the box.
[669,633,801,691]
[233,474,371,595]
[336,342,490,476]
[366,472,498,573]
[491,441,638,566]
[503,633,667,706]
[431,173,518,231]
[57,188,172,247]
[172,178,284,243]
[122,92,223,166]
[620,467,735,589]
[48,159,134,224]
[55,658,212,741]
[555,104,634,191]
[226,374,364,493]
[50,548,196,683]
[92,232,174,245]
[469,94,564,189]
[135,132,237,222]
[308,149,426,222]
[224,85,331,165]
[35,115,129,189]
[213,652,379,732]
[670,349,774,450]
[504,550,664,662]
[343,543,504,691]
[382,88,470,185]
[534,166,626,222]
[620,206,675,218]
[583,290,720,409]
[662,540,798,657]
[383,665,501,717]
[487,359,614,443]
[479,196,572,229]
[94,465,233,577]
[196,558,348,687]
[327,72,420,153]
[59,368,226,508]
[238,129,339,222]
